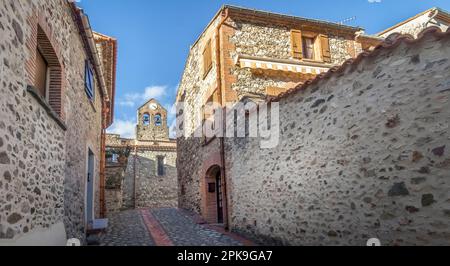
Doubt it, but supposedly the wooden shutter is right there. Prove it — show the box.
[320,35,331,63]
[212,89,220,104]
[35,48,48,98]
[203,40,212,78]
[291,30,303,59]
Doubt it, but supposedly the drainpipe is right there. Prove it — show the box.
[426,8,439,28]
[99,105,108,218]
[133,145,137,209]
[215,8,230,230]
[71,4,111,219]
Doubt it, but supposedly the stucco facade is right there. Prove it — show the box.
[0,0,116,245]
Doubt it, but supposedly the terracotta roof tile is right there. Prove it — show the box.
[268,26,450,103]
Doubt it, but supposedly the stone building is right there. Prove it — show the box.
[0,1,117,245]
[176,5,367,227]
[176,5,450,245]
[378,7,450,38]
[105,99,178,212]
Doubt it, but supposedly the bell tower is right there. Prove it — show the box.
[136,99,169,141]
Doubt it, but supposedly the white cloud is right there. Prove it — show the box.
[169,119,177,139]
[368,0,382,3]
[164,103,177,139]
[164,103,177,117]
[118,85,167,107]
[143,85,167,100]
[107,119,136,139]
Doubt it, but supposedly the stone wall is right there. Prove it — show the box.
[105,189,123,214]
[225,32,450,245]
[176,15,223,218]
[177,137,223,217]
[177,11,363,222]
[379,12,449,39]
[229,19,362,100]
[121,155,136,210]
[125,149,178,208]
[0,0,104,243]
[106,134,124,146]
[105,164,126,213]
[178,16,221,137]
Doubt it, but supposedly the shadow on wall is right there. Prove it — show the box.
[122,155,178,210]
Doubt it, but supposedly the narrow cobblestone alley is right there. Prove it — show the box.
[99,209,250,246]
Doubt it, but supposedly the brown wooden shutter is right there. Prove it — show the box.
[35,48,48,98]
[203,40,213,78]
[212,89,220,104]
[291,30,303,59]
[320,35,331,63]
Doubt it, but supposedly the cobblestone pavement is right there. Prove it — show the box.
[100,210,155,246]
[99,208,245,246]
[151,208,243,246]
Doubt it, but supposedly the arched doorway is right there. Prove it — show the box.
[205,165,224,224]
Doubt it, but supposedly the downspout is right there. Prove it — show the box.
[83,16,109,219]
[133,145,137,209]
[71,4,111,218]
[426,8,439,28]
[99,105,108,218]
[215,8,230,230]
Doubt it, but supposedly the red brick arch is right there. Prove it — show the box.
[203,165,221,224]
[199,151,225,224]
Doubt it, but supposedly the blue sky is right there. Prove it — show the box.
[78,0,450,138]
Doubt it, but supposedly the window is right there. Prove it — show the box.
[291,30,303,59]
[107,153,119,163]
[202,39,213,78]
[291,30,332,63]
[85,60,95,100]
[320,34,331,63]
[154,114,162,126]
[157,156,165,176]
[35,48,48,98]
[302,37,315,60]
[30,25,63,119]
[143,113,150,126]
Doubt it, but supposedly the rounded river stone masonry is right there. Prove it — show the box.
[225,32,450,245]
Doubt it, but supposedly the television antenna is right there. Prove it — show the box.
[337,16,357,25]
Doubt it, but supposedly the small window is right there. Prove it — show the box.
[35,48,48,98]
[302,37,315,60]
[157,156,165,176]
[85,60,95,100]
[109,153,119,163]
[143,113,150,126]
[154,114,162,126]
